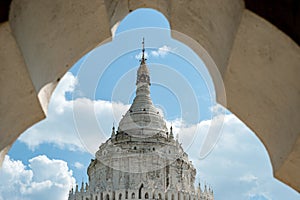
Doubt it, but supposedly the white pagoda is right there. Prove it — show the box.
[68,40,214,200]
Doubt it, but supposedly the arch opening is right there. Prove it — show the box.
[138,183,143,199]
[1,5,298,200]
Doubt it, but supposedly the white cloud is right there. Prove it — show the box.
[239,174,258,183]
[19,72,130,154]
[249,194,270,200]
[135,51,149,60]
[172,114,299,200]
[151,45,173,57]
[73,162,84,170]
[209,103,227,116]
[50,72,78,114]
[0,155,75,200]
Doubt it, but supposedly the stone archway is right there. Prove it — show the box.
[0,0,299,192]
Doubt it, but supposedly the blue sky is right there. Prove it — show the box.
[1,8,299,200]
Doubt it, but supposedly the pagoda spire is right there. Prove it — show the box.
[136,38,151,93]
[117,38,168,136]
[169,125,174,140]
[111,123,115,138]
[140,37,147,64]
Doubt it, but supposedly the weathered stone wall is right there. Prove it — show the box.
[224,10,300,189]
[9,0,112,113]
[0,22,44,161]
